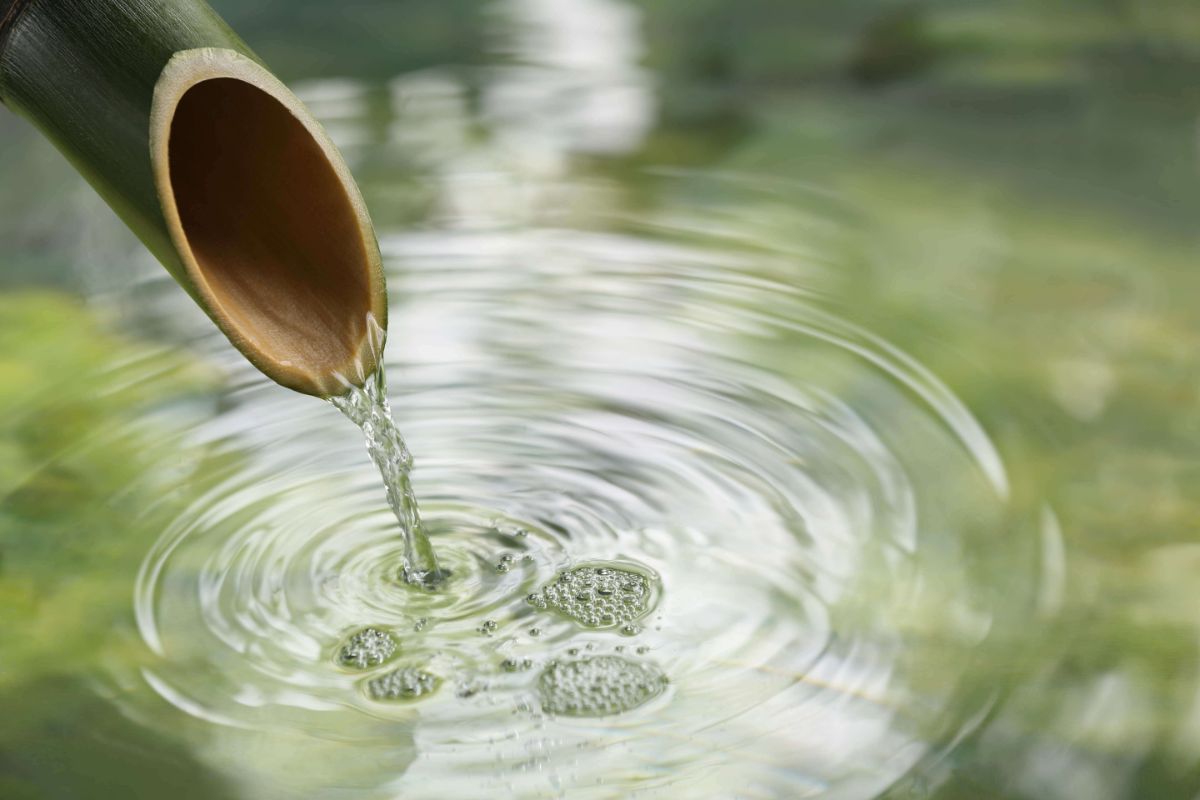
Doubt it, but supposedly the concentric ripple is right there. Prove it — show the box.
[127,181,1047,798]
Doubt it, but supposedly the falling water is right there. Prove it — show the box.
[330,318,443,585]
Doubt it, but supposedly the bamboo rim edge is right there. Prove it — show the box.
[149,47,388,397]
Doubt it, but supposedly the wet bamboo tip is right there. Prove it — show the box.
[151,49,387,397]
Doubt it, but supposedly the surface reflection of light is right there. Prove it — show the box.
[485,0,654,156]
[380,0,654,231]
[293,79,374,158]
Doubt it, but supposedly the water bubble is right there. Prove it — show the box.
[413,617,428,632]
[501,657,534,672]
[529,564,658,629]
[620,623,641,637]
[456,681,485,699]
[477,619,498,636]
[538,656,668,717]
[337,627,398,669]
[529,627,542,637]
[366,666,440,701]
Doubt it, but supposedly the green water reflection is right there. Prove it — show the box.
[2,1,1200,797]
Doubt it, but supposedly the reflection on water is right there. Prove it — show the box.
[3,0,1200,798]
[123,188,1040,797]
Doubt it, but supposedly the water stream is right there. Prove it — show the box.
[330,319,443,585]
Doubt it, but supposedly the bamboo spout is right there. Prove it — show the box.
[0,0,386,397]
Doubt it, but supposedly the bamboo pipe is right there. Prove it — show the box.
[0,0,387,397]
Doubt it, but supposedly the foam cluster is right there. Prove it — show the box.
[527,565,654,629]
[367,667,440,701]
[538,656,667,716]
[338,627,398,669]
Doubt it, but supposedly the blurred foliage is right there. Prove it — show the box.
[0,677,236,800]
[0,293,232,795]
[0,292,217,687]
[848,3,940,86]
[212,0,488,81]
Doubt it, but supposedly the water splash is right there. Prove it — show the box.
[330,317,443,585]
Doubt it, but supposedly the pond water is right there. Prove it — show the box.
[3,2,1200,799]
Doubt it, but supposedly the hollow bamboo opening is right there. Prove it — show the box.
[168,77,370,377]
[152,49,386,396]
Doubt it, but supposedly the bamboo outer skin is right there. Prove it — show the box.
[0,0,254,296]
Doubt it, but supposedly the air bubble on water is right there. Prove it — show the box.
[478,619,499,636]
[366,666,440,701]
[496,562,511,573]
[337,627,398,669]
[538,656,668,717]
[636,646,649,655]
[501,657,534,673]
[528,564,658,629]
[620,623,641,637]
[529,627,542,637]
[457,681,486,699]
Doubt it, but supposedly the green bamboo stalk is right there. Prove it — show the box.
[0,0,387,397]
